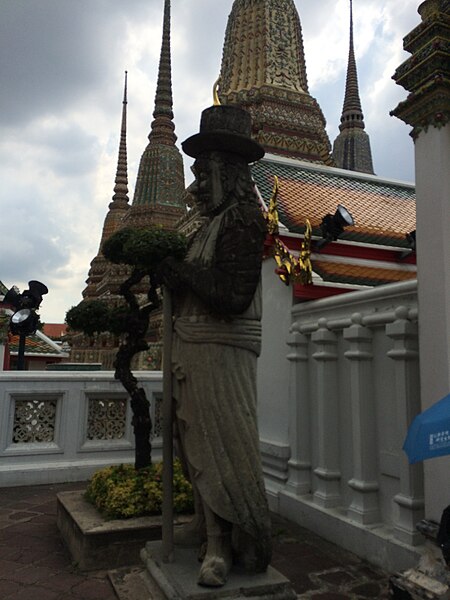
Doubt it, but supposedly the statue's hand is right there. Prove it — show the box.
[158,256,184,291]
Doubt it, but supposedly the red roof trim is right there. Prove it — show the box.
[274,234,416,265]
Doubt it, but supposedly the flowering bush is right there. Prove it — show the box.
[85,459,193,519]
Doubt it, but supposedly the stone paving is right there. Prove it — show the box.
[0,482,391,599]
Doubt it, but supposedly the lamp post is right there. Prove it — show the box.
[3,281,48,370]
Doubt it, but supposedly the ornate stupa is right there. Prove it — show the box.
[71,0,185,368]
[332,0,375,174]
[218,0,334,165]
[83,72,130,301]
[122,0,185,231]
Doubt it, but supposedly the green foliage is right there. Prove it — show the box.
[107,305,133,336]
[66,228,187,338]
[85,459,193,519]
[66,300,112,336]
[103,227,187,270]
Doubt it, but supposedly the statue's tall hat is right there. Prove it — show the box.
[182,105,264,163]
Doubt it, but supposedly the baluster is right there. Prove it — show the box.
[312,319,341,508]
[285,328,311,495]
[387,307,424,546]
[344,314,380,524]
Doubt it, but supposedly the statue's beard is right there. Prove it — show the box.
[198,182,232,216]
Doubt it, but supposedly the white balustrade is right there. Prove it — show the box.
[0,371,163,486]
[263,280,425,572]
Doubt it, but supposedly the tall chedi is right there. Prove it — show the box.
[71,0,185,368]
[218,0,334,165]
[123,0,185,230]
[69,73,131,365]
[83,71,130,301]
[332,0,374,174]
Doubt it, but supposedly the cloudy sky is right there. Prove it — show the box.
[0,0,420,324]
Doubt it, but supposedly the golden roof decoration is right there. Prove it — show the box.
[264,175,313,286]
[213,77,222,107]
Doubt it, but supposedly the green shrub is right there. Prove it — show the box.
[85,459,193,519]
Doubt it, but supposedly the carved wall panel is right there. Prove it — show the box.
[87,397,127,440]
[12,397,58,444]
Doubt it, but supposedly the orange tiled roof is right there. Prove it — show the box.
[252,156,416,246]
[313,261,417,287]
[43,323,67,339]
[9,334,62,355]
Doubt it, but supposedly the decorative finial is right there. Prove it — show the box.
[341,0,362,121]
[332,0,374,173]
[148,0,177,145]
[213,77,221,106]
[112,71,129,204]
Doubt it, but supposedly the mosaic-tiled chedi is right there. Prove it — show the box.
[333,0,375,175]
[83,72,130,303]
[122,0,185,232]
[219,0,334,165]
[71,0,186,368]
[69,73,131,366]
[391,0,450,137]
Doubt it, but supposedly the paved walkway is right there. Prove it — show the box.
[0,483,390,599]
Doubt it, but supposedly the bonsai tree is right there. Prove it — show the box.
[66,226,187,470]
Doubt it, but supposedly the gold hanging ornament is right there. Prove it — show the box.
[264,176,312,286]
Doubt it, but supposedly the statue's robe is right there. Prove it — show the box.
[171,201,271,571]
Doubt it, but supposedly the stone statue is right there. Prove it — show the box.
[161,104,272,587]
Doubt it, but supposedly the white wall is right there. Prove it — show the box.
[257,259,293,505]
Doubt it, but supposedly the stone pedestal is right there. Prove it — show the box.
[138,541,297,600]
[56,491,189,571]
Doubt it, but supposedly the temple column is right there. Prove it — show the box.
[392,0,450,521]
[311,319,341,508]
[344,314,380,525]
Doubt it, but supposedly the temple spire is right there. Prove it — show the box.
[219,0,333,165]
[148,0,176,146]
[342,0,364,126]
[112,71,129,205]
[333,0,375,174]
[82,72,130,299]
[125,0,185,229]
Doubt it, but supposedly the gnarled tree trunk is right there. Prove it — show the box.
[114,269,160,470]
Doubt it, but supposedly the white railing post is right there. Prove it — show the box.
[311,319,341,508]
[285,327,311,496]
[344,314,380,525]
[387,307,424,546]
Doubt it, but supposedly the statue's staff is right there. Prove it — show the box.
[162,285,174,562]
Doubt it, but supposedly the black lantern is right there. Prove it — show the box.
[315,205,355,250]
[3,281,48,369]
